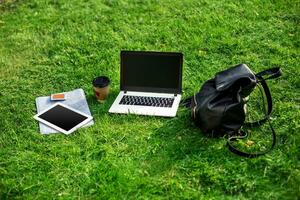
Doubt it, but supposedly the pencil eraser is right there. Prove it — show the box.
[51,93,66,101]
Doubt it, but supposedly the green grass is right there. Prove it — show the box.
[0,0,299,199]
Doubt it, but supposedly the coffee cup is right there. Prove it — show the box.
[92,76,110,103]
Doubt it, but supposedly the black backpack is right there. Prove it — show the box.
[183,64,282,158]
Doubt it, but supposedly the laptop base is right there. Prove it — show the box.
[109,91,181,117]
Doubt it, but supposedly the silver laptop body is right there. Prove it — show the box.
[109,51,183,117]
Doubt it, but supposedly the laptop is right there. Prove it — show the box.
[109,50,183,117]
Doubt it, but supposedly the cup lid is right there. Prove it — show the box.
[92,76,110,88]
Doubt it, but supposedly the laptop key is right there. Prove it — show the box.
[119,95,174,107]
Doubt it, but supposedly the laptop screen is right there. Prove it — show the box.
[120,51,183,94]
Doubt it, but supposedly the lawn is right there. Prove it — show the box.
[0,0,299,199]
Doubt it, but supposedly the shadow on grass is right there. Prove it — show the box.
[139,109,259,195]
[140,111,215,167]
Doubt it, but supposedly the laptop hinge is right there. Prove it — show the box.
[174,94,177,97]
[124,91,127,94]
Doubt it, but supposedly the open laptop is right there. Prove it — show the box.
[109,50,183,117]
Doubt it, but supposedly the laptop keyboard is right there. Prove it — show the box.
[119,95,174,107]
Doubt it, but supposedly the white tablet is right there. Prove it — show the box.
[34,103,93,135]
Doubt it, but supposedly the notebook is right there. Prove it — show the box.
[35,88,94,134]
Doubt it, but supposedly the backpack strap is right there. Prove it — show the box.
[244,78,272,126]
[228,67,281,158]
[227,121,276,158]
[244,67,282,126]
[180,96,193,108]
[256,67,282,81]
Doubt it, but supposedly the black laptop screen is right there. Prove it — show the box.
[120,51,183,94]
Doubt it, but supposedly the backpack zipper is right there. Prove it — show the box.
[192,94,197,119]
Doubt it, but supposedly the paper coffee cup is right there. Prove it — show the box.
[92,76,110,103]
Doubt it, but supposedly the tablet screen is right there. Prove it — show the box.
[38,104,88,131]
